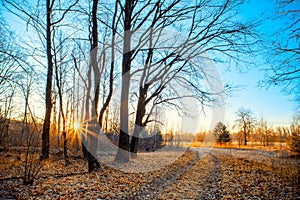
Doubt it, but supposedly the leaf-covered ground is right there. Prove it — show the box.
[0,147,299,199]
[156,149,299,199]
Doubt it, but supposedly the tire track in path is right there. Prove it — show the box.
[131,150,200,200]
[197,152,222,199]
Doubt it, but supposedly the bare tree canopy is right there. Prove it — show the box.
[109,0,261,158]
[235,108,256,146]
[262,0,300,102]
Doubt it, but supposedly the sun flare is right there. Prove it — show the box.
[74,122,81,130]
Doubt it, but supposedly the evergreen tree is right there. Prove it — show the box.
[213,122,230,145]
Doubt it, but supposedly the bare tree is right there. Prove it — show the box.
[235,108,256,146]
[0,14,23,98]
[0,12,27,147]
[256,118,269,146]
[290,114,300,155]
[42,0,78,159]
[98,1,118,129]
[40,0,55,159]
[85,0,102,172]
[116,0,259,155]
[52,30,77,165]
[21,74,43,185]
[69,0,120,171]
[2,0,79,159]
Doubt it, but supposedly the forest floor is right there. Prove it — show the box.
[0,147,299,199]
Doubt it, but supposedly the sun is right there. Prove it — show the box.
[74,122,81,130]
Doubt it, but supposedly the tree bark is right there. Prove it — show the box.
[243,126,247,146]
[87,0,101,172]
[130,86,147,157]
[42,0,54,160]
[115,0,133,163]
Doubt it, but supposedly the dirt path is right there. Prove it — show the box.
[131,149,299,199]
[197,153,222,199]
[134,151,221,199]
[131,150,201,199]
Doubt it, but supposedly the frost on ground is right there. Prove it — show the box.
[0,147,299,199]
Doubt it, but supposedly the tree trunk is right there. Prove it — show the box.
[87,0,101,172]
[83,66,90,159]
[62,120,69,165]
[115,0,133,162]
[98,1,117,129]
[57,110,61,147]
[130,86,147,158]
[42,0,54,160]
[115,74,130,162]
[62,131,68,162]
[130,27,153,157]
[243,127,247,146]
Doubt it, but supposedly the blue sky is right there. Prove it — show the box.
[220,0,298,127]
[220,66,295,127]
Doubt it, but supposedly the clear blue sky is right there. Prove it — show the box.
[220,66,295,127]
